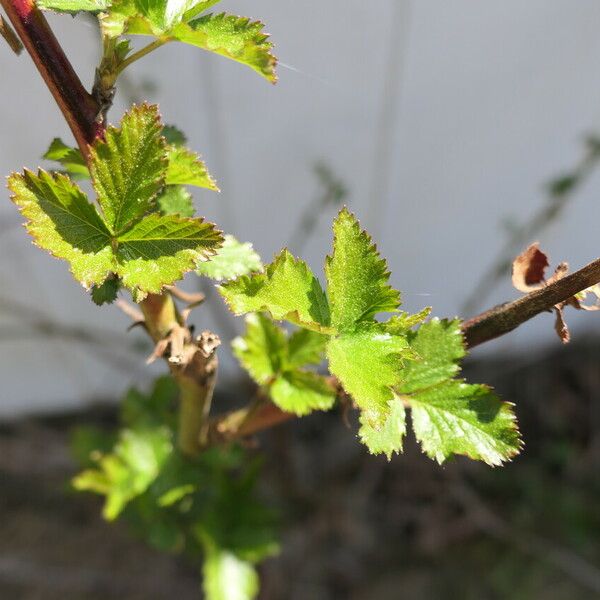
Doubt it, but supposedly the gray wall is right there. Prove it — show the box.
[1,0,600,416]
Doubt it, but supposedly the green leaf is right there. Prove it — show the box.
[91,276,120,305]
[8,170,115,288]
[37,0,110,12]
[395,318,521,465]
[135,0,199,32]
[232,313,286,385]
[400,318,465,393]
[270,370,335,416]
[408,381,521,466]
[219,250,331,333]
[197,235,262,281]
[157,185,195,217]
[43,138,89,179]
[385,307,432,335]
[203,545,259,600]
[72,427,172,520]
[116,212,223,298]
[325,207,400,331]
[287,328,327,368]
[326,326,410,414]
[162,124,187,146]
[90,104,166,233]
[172,13,277,83]
[165,145,218,190]
[359,398,406,459]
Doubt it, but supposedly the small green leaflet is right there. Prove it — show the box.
[172,14,277,83]
[233,314,334,416]
[11,105,222,299]
[220,249,331,333]
[36,0,110,13]
[166,145,218,190]
[72,426,172,520]
[90,104,166,233]
[43,138,89,179]
[394,319,522,466]
[359,398,406,458]
[325,208,400,331]
[197,234,262,281]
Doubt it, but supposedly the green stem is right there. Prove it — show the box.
[116,39,168,75]
[140,292,219,456]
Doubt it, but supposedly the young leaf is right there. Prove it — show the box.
[171,13,277,83]
[400,318,465,393]
[8,170,115,288]
[116,212,222,297]
[270,370,335,416]
[157,185,195,217]
[90,104,166,233]
[408,381,520,466]
[287,328,327,368]
[220,250,331,333]
[37,0,110,13]
[232,313,286,384]
[197,234,262,281]
[72,427,172,520]
[91,276,120,305]
[397,319,521,465]
[326,327,410,414]
[43,137,89,178]
[358,398,406,459]
[233,314,335,416]
[165,145,218,190]
[325,207,400,331]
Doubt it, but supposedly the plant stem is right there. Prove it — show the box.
[0,0,101,157]
[115,39,167,75]
[139,293,219,456]
[462,256,600,348]
[207,254,600,445]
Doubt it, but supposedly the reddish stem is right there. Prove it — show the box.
[0,0,102,157]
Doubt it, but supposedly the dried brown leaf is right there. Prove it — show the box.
[512,243,549,292]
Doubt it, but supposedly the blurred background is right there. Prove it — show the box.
[1,0,600,598]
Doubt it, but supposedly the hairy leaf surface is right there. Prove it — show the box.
[197,235,262,281]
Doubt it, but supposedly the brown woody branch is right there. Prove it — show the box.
[0,0,101,157]
[206,255,600,446]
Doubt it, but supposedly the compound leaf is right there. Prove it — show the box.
[90,104,166,233]
[116,212,222,297]
[219,250,331,333]
[8,169,115,288]
[325,208,400,332]
[197,234,262,281]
